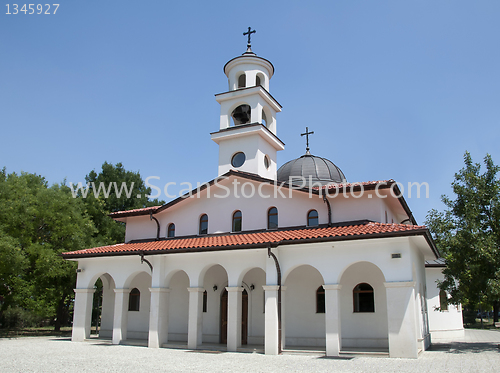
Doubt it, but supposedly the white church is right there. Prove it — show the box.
[63,31,463,358]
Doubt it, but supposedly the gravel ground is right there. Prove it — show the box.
[1,330,500,373]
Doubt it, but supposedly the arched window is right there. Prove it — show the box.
[267,207,278,230]
[167,223,175,238]
[238,73,246,88]
[316,286,325,313]
[199,214,208,235]
[256,73,265,87]
[439,290,448,311]
[353,283,374,312]
[232,210,242,232]
[128,288,140,311]
[262,109,267,126]
[231,104,251,125]
[307,210,319,226]
[203,290,208,313]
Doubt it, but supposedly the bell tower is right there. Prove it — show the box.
[211,28,284,180]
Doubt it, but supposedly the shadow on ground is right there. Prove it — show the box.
[429,342,500,354]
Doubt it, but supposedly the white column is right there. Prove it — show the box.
[148,288,170,348]
[71,288,95,342]
[112,288,130,345]
[280,286,286,349]
[385,281,418,358]
[187,287,203,349]
[323,284,342,356]
[226,286,243,352]
[263,285,279,355]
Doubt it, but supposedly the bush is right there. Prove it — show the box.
[1,306,42,329]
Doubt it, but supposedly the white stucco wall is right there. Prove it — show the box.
[226,61,272,92]
[216,133,279,179]
[126,272,151,339]
[168,270,189,341]
[201,265,227,342]
[73,234,432,355]
[284,265,325,347]
[425,267,464,339]
[124,177,410,243]
[339,261,388,348]
[243,268,266,344]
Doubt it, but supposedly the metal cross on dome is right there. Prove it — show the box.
[301,127,314,153]
[243,27,256,48]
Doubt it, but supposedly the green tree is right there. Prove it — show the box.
[425,152,500,319]
[81,162,164,245]
[0,169,95,330]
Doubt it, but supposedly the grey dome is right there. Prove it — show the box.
[277,152,346,186]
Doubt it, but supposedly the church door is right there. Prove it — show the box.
[220,289,228,344]
[219,288,249,345]
[241,289,248,345]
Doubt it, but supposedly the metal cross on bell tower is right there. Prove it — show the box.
[243,27,256,50]
[301,127,314,154]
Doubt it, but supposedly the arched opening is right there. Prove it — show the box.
[339,262,387,350]
[232,210,242,232]
[199,214,208,235]
[307,210,319,227]
[167,270,189,343]
[167,223,175,238]
[256,72,265,88]
[238,73,246,88]
[200,264,228,344]
[241,267,266,347]
[283,265,325,348]
[125,272,152,341]
[267,207,278,230]
[90,273,115,339]
[231,104,251,125]
[262,109,267,126]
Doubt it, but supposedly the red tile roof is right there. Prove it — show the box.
[62,222,434,258]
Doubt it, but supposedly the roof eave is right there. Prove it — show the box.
[61,228,433,260]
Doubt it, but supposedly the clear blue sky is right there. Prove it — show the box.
[1,1,499,224]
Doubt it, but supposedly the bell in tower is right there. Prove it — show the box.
[231,104,251,125]
[211,28,284,179]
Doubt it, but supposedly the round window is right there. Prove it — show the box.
[231,152,246,168]
[264,155,270,169]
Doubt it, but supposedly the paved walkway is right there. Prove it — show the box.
[1,329,499,372]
